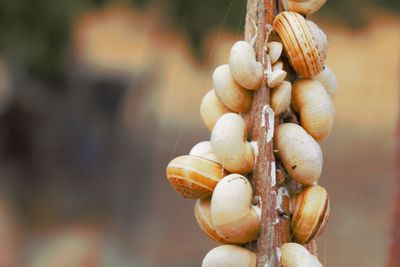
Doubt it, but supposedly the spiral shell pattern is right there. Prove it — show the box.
[273,11,328,77]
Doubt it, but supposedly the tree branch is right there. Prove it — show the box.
[243,1,317,265]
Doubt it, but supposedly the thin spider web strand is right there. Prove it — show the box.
[171,0,236,158]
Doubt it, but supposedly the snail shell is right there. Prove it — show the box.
[213,64,253,113]
[211,113,254,174]
[272,60,284,71]
[291,185,330,244]
[194,199,234,244]
[166,155,227,199]
[200,90,233,132]
[313,65,337,99]
[280,243,323,267]
[229,41,263,90]
[273,11,328,78]
[267,69,287,88]
[271,81,292,116]
[292,79,335,141]
[189,141,220,164]
[202,245,256,267]
[274,123,323,185]
[211,174,261,243]
[285,0,327,16]
[267,41,283,64]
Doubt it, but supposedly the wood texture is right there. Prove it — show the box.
[243,1,317,265]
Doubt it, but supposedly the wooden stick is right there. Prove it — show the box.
[243,1,317,265]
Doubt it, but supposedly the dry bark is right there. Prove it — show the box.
[243,1,317,266]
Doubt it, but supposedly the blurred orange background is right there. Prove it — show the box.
[0,1,398,267]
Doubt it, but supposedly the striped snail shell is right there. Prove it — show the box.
[194,199,234,244]
[291,185,330,244]
[166,155,227,199]
[273,11,328,78]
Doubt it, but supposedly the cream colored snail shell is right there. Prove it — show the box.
[229,41,263,90]
[285,0,327,15]
[271,81,292,116]
[166,155,227,199]
[202,245,256,267]
[213,64,253,113]
[194,199,234,244]
[189,141,220,164]
[291,185,330,244]
[292,79,335,141]
[211,113,254,174]
[272,60,284,71]
[313,65,337,99]
[200,90,233,131]
[273,11,328,78]
[211,174,261,243]
[280,243,323,267]
[274,123,322,185]
[267,41,283,64]
[267,69,287,88]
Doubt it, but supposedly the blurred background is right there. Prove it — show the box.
[0,0,398,266]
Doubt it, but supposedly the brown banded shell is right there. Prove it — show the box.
[273,11,328,78]
[166,155,227,199]
[291,185,330,244]
[194,199,234,244]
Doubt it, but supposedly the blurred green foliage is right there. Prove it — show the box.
[0,0,397,78]
[160,0,247,57]
[0,0,72,79]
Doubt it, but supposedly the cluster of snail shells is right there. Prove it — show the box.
[272,4,336,267]
[166,39,264,266]
[165,2,337,265]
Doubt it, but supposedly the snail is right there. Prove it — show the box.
[272,60,284,71]
[292,78,335,140]
[267,41,283,64]
[213,64,253,113]
[166,143,227,198]
[166,6,335,265]
[211,113,255,174]
[313,65,337,99]
[194,199,233,244]
[189,141,220,164]
[273,11,328,78]
[211,174,261,243]
[267,69,287,88]
[229,41,263,90]
[274,123,323,185]
[200,90,233,132]
[291,185,330,244]
[280,243,323,267]
[271,81,292,116]
[285,0,327,16]
[202,245,256,267]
